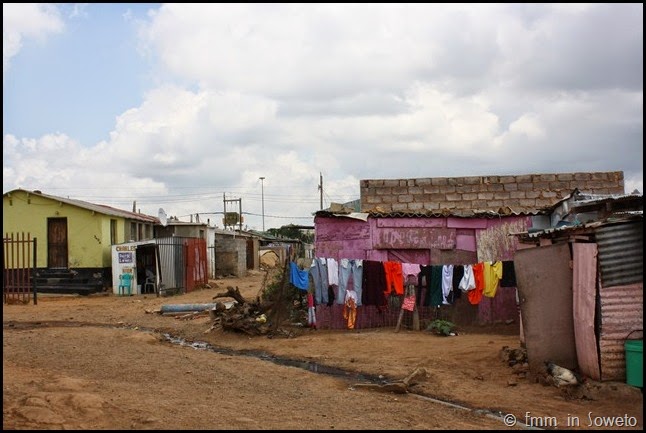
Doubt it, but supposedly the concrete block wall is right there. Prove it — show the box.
[360,171,625,214]
[214,236,247,277]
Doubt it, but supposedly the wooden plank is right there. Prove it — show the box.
[572,243,601,381]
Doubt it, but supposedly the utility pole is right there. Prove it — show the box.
[318,172,323,210]
[259,176,265,232]
[223,193,243,231]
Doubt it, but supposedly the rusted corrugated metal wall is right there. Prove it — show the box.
[185,238,208,292]
[595,221,644,381]
[598,282,643,381]
[155,236,208,293]
[596,221,643,287]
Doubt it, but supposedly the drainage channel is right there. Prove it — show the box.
[4,320,539,430]
[161,331,540,430]
[162,332,386,383]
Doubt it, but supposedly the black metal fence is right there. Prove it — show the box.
[3,232,37,305]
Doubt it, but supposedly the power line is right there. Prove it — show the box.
[176,211,313,220]
[243,211,313,220]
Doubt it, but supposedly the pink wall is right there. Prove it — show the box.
[315,215,530,263]
[314,214,530,325]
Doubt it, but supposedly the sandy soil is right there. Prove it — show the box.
[3,269,643,430]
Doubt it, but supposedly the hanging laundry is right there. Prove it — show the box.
[289,261,310,291]
[338,259,363,306]
[441,264,454,305]
[422,265,443,307]
[383,261,404,296]
[483,261,503,298]
[310,257,329,305]
[401,294,416,312]
[326,257,339,286]
[402,263,421,280]
[327,285,336,306]
[343,289,358,329]
[468,262,485,305]
[500,260,517,287]
[307,292,316,329]
[459,264,476,292]
[418,265,432,307]
[449,265,464,302]
[361,260,387,306]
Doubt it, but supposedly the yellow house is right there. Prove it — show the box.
[3,188,159,294]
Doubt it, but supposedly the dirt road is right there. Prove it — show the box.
[3,270,642,430]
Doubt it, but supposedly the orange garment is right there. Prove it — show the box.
[468,262,485,305]
[343,297,357,329]
[383,261,404,295]
[483,261,503,298]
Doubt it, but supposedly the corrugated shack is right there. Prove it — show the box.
[513,189,643,382]
[313,171,627,330]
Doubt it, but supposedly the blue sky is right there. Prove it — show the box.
[3,3,643,230]
[4,4,155,146]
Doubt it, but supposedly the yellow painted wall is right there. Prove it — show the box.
[3,190,129,268]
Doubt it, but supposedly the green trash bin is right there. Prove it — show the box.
[625,333,643,388]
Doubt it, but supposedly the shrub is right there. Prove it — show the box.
[426,319,457,336]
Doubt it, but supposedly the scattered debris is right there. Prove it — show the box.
[351,367,428,394]
[499,345,527,366]
[206,285,280,336]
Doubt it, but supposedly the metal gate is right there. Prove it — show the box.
[185,237,208,292]
[3,232,37,304]
[156,236,207,294]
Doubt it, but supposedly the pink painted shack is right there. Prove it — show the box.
[313,171,626,330]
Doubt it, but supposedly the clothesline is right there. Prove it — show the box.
[288,257,517,309]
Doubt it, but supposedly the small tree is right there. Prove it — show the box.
[266,224,314,243]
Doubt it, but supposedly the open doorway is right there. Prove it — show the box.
[135,243,160,295]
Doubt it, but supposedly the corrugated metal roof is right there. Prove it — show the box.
[544,188,643,212]
[4,188,159,223]
[513,214,643,240]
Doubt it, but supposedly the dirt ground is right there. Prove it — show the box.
[3,269,643,430]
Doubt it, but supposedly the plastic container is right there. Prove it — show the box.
[625,332,643,388]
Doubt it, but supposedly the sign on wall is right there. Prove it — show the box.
[373,228,456,250]
[118,252,133,263]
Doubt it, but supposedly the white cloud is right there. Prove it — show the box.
[3,4,643,228]
[2,3,64,75]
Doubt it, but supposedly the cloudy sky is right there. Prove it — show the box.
[3,3,643,230]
